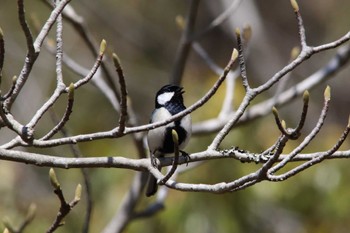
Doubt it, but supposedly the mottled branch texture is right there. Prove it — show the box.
[0,0,349,232]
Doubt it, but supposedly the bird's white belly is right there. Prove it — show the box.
[147,108,174,153]
[147,107,192,153]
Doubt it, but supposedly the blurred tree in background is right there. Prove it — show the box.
[0,0,350,233]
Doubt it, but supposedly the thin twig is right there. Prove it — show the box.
[291,0,307,49]
[25,40,105,131]
[113,53,128,134]
[1,146,350,173]
[17,0,35,55]
[293,90,309,133]
[70,40,106,90]
[272,107,290,136]
[170,0,200,85]
[3,203,36,233]
[101,172,147,233]
[269,117,350,181]
[236,28,250,91]
[0,105,33,142]
[272,90,308,140]
[44,0,121,103]
[40,84,75,141]
[55,3,63,84]
[158,130,180,185]
[1,48,237,149]
[191,0,243,40]
[208,13,350,150]
[258,135,288,178]
[192,45,350,135]
[40,35,120,112]
[192,42,240,118]
[268,86,331,175]
[4,0,71,110]
[1,76,18,101]
[49,109,93,233]
[47,168,81,233]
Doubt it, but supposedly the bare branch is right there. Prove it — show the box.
[258,135,289,179]
[0,106,33,142]
[0,48,238,149]
[192,0,243,40]
[113,53,128,134]
[22,39,105,133]
[290,0,307,49]
[55,4,63,84]
[46,168,81,233]
[70,39,106,90]
[268,86,331,175]
[272,89,309,140]
[1,76,18,102]
[3,203,36,233]
[4,0,71,110]
[192,42,240,118]
[17,0,35,55]
[192,45,350,135]
[235,28,250,91]
[206,31,349,150]
[102,172,147,233]
[268,117,350,181]
[1,1,350,230]
[294,90,309,133]
[43,0,121,102]
[40,84,75,141]
[41,36,121,112]
[170,0,200,85]
[272,107,289,136]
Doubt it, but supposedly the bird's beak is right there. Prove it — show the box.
[178,87,185,95]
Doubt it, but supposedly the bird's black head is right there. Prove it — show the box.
[155,84,185,109]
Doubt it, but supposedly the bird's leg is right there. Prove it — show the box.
[180,150,190,166]
[150,153,158,168]
[150,150,164,170]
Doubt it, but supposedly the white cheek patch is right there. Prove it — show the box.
[157,92,174,105]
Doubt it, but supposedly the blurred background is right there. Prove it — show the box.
[0,0,350,232]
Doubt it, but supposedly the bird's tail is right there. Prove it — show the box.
[146,174,158,197]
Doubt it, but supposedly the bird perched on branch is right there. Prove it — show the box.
[146,84,192,197]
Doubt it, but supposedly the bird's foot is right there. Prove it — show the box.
[180,150,190,166]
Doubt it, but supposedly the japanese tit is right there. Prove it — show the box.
[146,84,192,197]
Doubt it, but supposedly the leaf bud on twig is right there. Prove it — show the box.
[74,184,82,202]
[231,48,239,62]
[303,90,309,103]
[175,15,185,30]
[235,28,241,38]
[290,0,299,12]
[26,203,37,221]
[68,83,74,100]
[49,168,60,190]
[99,39,107,55]
[324,85,331,101]
[243,24,252,43]
[171,129,179,145]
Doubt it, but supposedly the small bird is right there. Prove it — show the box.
[146,84,192,197]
